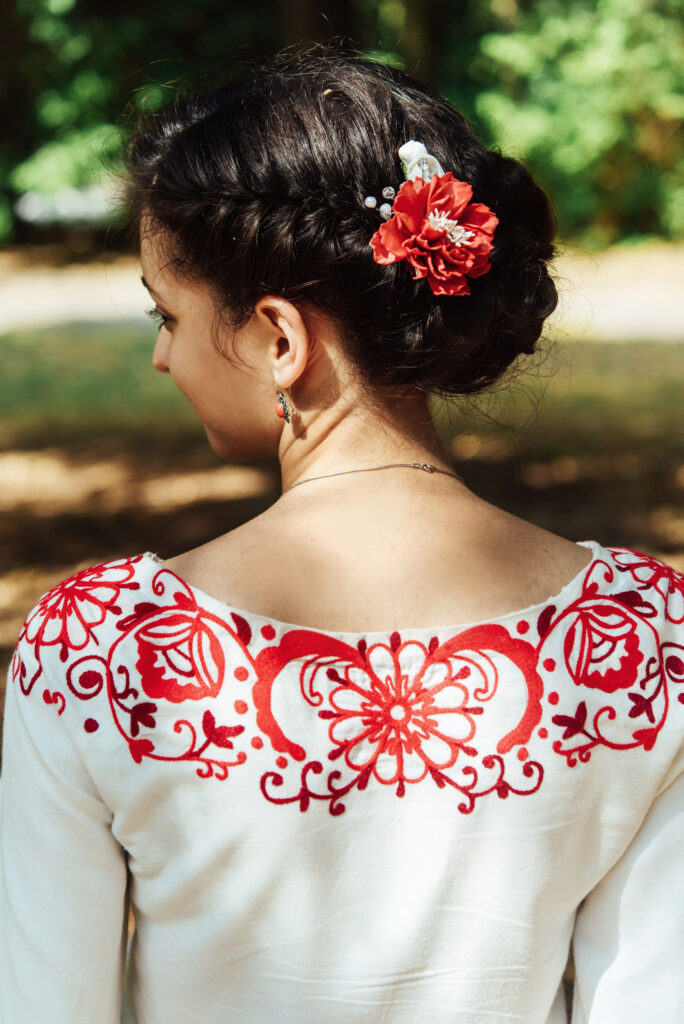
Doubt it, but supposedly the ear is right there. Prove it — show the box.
[253,295,310,389]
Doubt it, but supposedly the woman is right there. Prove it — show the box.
[1,46,683,1024]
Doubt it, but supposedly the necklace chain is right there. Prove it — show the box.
[282,461,462,493]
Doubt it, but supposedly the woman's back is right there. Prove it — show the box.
[2,532,683,1023]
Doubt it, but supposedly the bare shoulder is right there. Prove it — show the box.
[160,513,269,585]
[161,506,292,600]
[433,495,595,618]
[480,501,594,582]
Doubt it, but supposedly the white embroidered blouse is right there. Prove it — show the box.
[1,539,683,1024]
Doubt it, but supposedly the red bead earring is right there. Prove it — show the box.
[275,388,294,423]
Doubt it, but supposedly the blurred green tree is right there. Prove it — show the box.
[1,0,682,247]
[1,0,284,241]
[471,0,684,246]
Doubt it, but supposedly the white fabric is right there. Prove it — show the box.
[1,539,683,1023]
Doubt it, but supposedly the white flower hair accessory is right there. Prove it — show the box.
[397,140,445,181]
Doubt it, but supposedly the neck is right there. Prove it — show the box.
[275,384,457,496]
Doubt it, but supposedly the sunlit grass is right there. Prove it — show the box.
[0,321,201,449]
[2,325,684,460]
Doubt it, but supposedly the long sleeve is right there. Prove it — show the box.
[571,761,684,1023]
[0,640,130,1024]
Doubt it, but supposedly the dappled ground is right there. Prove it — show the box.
[2,238,684,340]
[2,322,684,696]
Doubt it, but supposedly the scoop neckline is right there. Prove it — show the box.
[139,539,602,642]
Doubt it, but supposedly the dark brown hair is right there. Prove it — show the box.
[121,43,560,398]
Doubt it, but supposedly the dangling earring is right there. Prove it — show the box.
[275,385,296,424]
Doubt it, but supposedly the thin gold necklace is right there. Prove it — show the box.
[282,461,462,494]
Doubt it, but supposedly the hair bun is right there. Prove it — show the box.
[122,46,560,398]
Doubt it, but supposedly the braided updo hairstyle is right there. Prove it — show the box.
[121,44,560,399]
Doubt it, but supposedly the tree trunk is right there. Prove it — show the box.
[281,0,357,46]
[402,0,443,87]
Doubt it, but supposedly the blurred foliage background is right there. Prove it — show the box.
[1,0,683,688]
[2,0,683,248]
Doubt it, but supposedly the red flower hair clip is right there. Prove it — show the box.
[367,141,499,297]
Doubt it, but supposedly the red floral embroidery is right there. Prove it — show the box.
[610,546,684,624]
[20,557,141,671]
[324,644,483,787]
[538,550,683,765]
[132,592,229,703]
[562,599,644,693]
[106,581,251,778]
[662,642,684,707]
[43,689,65,714]
[252,624,544,812]
[10,545,684,815]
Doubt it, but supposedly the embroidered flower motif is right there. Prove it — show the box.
[563,600,644,693]
[324,643,480,787]
[12,545,684,812]
[134,593,228,703]
[22,558,140,664]
[257,626,544,812]
[611,547,684,624]
[369,172,499,296]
